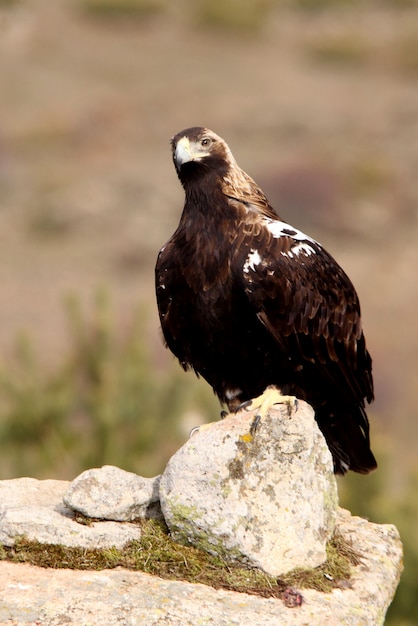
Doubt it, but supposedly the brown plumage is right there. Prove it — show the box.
[155,127,377,474]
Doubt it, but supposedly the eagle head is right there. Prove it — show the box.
[170,127,274,216]
[171,127,235,184]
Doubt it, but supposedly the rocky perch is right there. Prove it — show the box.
[0,401,403,625]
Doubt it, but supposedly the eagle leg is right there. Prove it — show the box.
[240,386,298,434]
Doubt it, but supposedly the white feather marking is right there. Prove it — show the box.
[264,219,316,244]
[291,242,316,256]
[243,249,262,273]
[280,242,316,259]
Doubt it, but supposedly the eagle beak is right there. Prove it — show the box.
[174,136,211,170]
[174,137,193,168]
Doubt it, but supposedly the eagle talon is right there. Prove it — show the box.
[236,399,253,413]
[250,414,261,436]
[189,426,200,438]
[285,397,298,416]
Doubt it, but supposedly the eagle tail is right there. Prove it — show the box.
[317,405,377,475]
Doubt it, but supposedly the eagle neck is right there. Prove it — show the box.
[176,179,237,287]
[181,172,237,223]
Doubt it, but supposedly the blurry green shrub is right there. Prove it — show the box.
[383,0,418,7]
[347,156,394,197]
[386,472,418,625]
[291,0,360,10]
[196,0,272,34]
[338,460,418,626]
[79,0,165,19]
[0,290,218,479]
[394,34,418,75]
[28,203,76,238]
[291,0,418,8]
[305,34,371,67]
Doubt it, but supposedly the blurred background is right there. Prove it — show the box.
[0,0,417,622]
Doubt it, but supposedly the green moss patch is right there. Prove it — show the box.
[1,519,360,599]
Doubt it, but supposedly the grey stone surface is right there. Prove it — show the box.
[64,464,162,521]
[0,508,403,626]
[0,476,141,549]
[0,477,69,513]
[160,401,338,576]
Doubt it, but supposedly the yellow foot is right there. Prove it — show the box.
[238,386,298,435]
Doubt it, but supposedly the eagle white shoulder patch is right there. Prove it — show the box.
[264,218,318,259]
[264,219,316,244]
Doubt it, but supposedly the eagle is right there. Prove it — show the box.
[155,126,377,475]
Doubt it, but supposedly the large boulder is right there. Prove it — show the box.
[160,401,338,576]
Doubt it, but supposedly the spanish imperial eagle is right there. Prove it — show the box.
[155,126,377,475]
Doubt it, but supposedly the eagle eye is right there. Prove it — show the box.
[200,137,213,148]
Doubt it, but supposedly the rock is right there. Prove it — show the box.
[0,477,69,511]
[0,508,403,626]
[0,477,141,549]
[160,401,338,576]
[64,465,162,521]
[0,400,404,625]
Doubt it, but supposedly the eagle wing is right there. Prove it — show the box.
[237,218,373,406]
[155,241,180,342]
